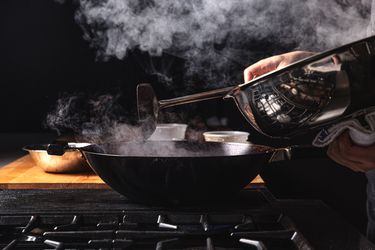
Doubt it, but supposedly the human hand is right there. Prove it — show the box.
[327,131,375,172]
[243,51,315,82]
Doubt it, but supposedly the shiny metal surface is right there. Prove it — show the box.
[23,144,90,173]
[230,35,375,138]
[309,70,350,124]
[230,60,338,137]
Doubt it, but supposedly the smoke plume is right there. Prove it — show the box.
[73,0,371,86]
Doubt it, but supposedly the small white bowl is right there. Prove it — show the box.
[148,123,187,141]
[203,131,250,143]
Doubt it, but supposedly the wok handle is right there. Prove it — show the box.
[47,143,83,156]
[269,145,327,163]
[158,86,234,109]
[46,142,68,156]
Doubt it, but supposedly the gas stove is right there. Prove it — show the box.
[0,211,306,250]
[0,188,373,250]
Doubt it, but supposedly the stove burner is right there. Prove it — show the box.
[0,210,310,250]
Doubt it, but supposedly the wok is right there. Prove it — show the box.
[47,141,323,204]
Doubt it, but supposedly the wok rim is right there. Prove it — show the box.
[79,141,276,158]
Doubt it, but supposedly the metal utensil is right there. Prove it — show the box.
[136,83,233,139]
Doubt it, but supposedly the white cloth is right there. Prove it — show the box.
[313,111,375,147]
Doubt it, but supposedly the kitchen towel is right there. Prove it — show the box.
[313,110,375,147]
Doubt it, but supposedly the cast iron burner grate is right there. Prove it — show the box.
[0,210,311,250]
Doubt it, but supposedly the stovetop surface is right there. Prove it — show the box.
[0,187,274,213]
[0,188,373,250]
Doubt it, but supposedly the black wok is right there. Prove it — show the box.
[47,141,322,204]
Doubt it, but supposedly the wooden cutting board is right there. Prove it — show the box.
[0,155,264,189]
[0,155,107,189]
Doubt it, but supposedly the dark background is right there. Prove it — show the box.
[0,0,368,235]
[0,0,151,132]
[0,0,299,134]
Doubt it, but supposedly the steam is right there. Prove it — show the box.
[74,0,371,86]
[45,93,143,143]
[45,92,195,144]
[100,141,251,157]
